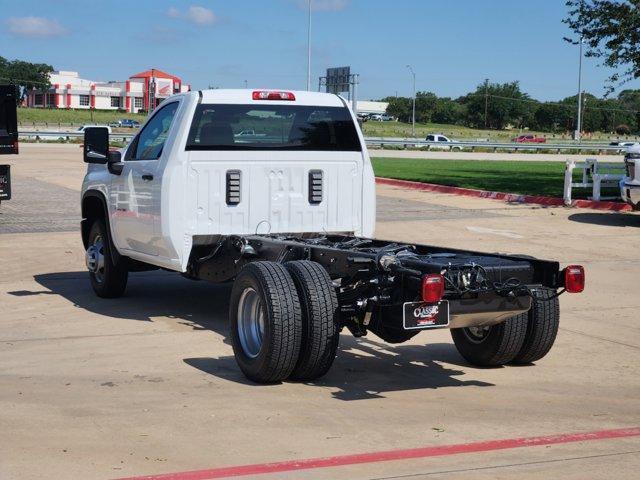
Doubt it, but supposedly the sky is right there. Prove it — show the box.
[1,0,637,101]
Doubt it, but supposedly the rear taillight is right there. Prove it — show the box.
[564,265,585,293]
[422,274,445,303]
[252,90,296,101]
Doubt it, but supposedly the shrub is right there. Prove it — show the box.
[615,124,631,135]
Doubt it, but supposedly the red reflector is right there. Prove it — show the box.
[252,90,296,101]
[422,274,445,303]
[564,265,585,293]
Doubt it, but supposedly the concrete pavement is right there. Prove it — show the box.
[0,144,638,479]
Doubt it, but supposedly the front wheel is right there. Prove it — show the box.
[86,219,128,298]
[451,314,528,367]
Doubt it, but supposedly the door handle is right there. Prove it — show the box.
[141,174,154,181]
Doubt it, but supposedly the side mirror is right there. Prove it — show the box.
[83,127,109,164]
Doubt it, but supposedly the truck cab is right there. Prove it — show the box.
[82,89,376,272]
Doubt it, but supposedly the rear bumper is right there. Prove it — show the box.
[448,294,532,328]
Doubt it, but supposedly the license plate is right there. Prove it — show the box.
[403,300,449,330]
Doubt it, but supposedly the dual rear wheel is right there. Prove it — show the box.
[229,260,339,383]
[451,288,560,366]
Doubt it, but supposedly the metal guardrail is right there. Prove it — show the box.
[17,130,630,153]
[364,137,627,153]
[19,130,135,142]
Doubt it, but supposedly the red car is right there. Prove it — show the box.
[512,134,546,143]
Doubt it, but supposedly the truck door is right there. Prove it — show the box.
[110,101,179,256]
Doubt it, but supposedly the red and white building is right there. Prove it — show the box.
[26,69,190,113]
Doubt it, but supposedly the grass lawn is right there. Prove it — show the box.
[17,107,147,126]
[371,157,619,199]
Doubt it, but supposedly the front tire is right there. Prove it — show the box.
[512,288,560,364]
[285,261,340,380]
[229,262,302,383]
[451,314,528,367]
[86,219,128,298]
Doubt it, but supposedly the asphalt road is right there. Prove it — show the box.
[0,144,639,480]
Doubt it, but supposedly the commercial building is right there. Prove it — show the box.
[356,101,388,115]
[26,69,190,113]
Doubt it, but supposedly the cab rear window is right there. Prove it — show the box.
[186,104,361,151]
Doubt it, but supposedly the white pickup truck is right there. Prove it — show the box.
[621,145,640,209]
[80,89,584,383]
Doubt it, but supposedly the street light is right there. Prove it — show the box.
[575,37,584,141]
[406,65,416,138]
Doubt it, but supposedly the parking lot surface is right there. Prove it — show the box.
[1,144,639,479]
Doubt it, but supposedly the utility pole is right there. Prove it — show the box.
[575,37,584,141]
[306,0,312,91]
[406,65,416,138]
[484,79,489,129]
[243,80,248,89]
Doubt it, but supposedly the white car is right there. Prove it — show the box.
[424,134,462,151]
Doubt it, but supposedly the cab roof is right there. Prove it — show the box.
[197,89,346,107]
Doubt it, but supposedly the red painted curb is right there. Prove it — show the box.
[115,426,640,480]
[376,177,633,212]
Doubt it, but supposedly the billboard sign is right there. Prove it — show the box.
[326,66,350,94]
[155,78,173,98]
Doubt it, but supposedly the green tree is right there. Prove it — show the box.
[532,103,574,132]
[0,56,53,103]
[432,98,466,125]
[382,96,412,122]
[564,1,640,94]
[461,80,532,129]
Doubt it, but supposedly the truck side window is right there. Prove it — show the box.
[131,102,179,160]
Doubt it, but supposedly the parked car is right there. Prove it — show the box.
[109,119,140,128]
[370,113,394,122]
[512,134,546,143]
[424,134,462,151]
[77,125,112,134]
[79,88,583,383]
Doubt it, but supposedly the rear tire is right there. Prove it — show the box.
[229,262,302,383]
[512,288,560,364]
[451,314,528,367]
[285,261,340,380]
[86,219,128,298]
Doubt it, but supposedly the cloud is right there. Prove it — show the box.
[167,5,216,26]
[6,16,68,37]
[297,0,349,11]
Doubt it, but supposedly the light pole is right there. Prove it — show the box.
[406,65,416,138]
[306,0,312,91]
[575,37,584,141]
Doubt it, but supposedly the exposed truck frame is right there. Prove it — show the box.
[80,89,584,383]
